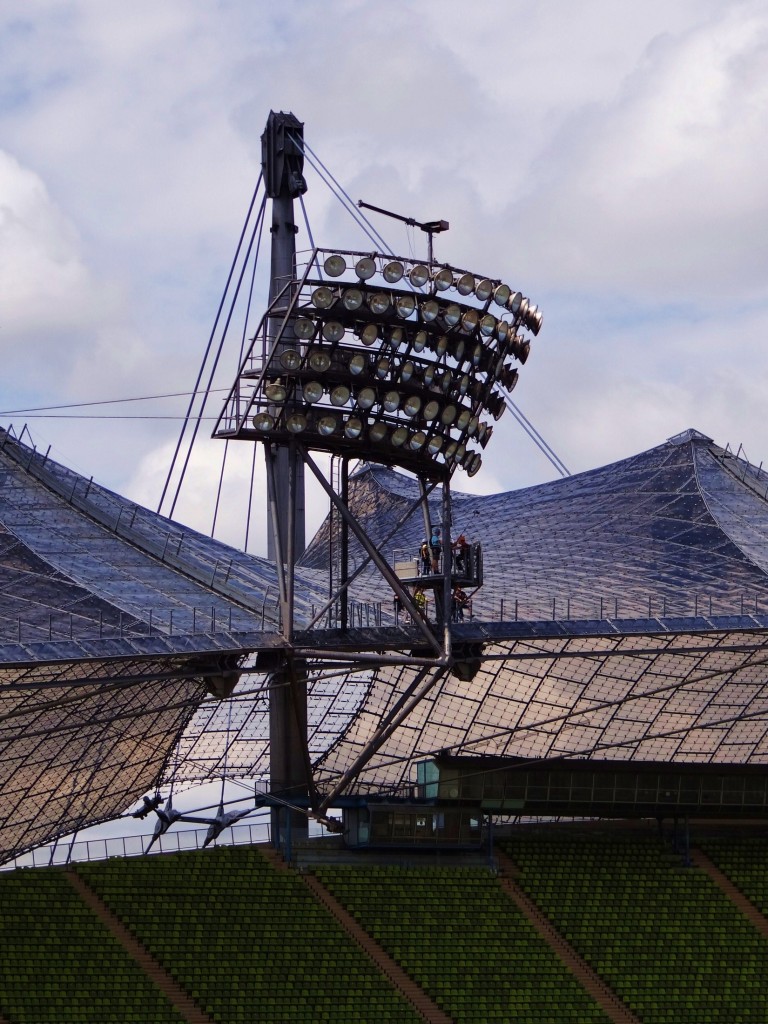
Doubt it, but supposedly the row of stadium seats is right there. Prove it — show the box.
[76,845,421,1024]
[502,832,768,1023]
[312,863,610,1024]
[701,836,768,915]
[0,868,185,1023]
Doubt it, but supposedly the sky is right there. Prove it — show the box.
[2,0,768,555]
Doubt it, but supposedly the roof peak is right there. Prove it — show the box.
[667,428,713,446]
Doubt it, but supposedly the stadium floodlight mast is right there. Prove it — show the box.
[213,110,544,837]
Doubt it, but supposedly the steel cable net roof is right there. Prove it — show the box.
[0,427,332,863]
[308,428,768,794]
[5,425,768,859]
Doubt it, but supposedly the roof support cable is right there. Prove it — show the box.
[289,133,394,255]
[157,173,264,516]
[166,190,268,519]
[503,393,570,478]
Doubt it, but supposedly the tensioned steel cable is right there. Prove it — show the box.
[157,173,264,517]
[166,191,268,519]
[503,394,570,478]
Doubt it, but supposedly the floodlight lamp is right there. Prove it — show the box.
[443,303,461,327]
[376,357,391,379]
[518,297,530,319]
[309,350,331,372]
[280,350,302,371]
[400,359,415,382]
[461,309,479,332]
[383,390,400,412]
[323,321,345,342]
[517,339,531,365]
[507,291,523,314]
[403,395,422,417]
[456,273,475,296]
[361,324,379,346]
[467,452,482,476]
[421,299,439,322]
[493,283,511,307]
[286,412,308,433]
[432,268,453,291]
[497,319,509,343]
[456,409,471,430]
[253,412,275,432]
[467,415,479,436]
[396,294,416,318]
[453,339,465,362]
[409,430,426,451]
[389,327,405,345]
[294,317,316,340]
[427,435,443,455]
[423,399,440,420]
[318,414,339,436]
[369,292,390,315]
[342,288,364,311]
[369,421,387,442]
[480,314,496,337]
[475,278,493,301]
[330,385,351,407]
[265,383,287,403]
[303,381,323,404]
[458,373,470,396]
[529,309,543,335]
[344,417,363,439]
[423,365,436,386]
[436,335,448,356]
[493,398,506,421]
[471,344,482,366]
[383,260,404,283]
[412,330,427,352]
[444,441,458,460]
[355,257,376,280]
[312,286,334,309]
[409,264,429,287]
[357,387,376,410]
[441,403,457,425]
[479,425,493,449]
[391,426,408,447]
[324,254,347,277]
[440,370,452,393]
[505,368,519,391]
[349,352,368,376]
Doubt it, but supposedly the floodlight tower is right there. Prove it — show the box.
[215,109,544,839]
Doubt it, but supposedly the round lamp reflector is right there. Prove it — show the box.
[401,360,415,382]
[409,264,429,287]
[312,286,334,309]
[309,350,331,372]
[369,421,387,442]
[475,278,493,301]
[265,383,287,403]
[303,381,323,404]
[369,292,390,315]
[323,321,345,342]
[330,385,351,407]
[443,303,461,326]
[413,330,427,352]
[294,317,315,339]
[424,399,440,420]
[286,413,308,433]
[507,291,523,314]
[396,294,416,318]
[253,412,274,432]
[480,314,496,337]
[456,273,475,296]
[493,283,511,307]
[383,261,404,283]
[428,435,443,455]
[280,350,302,370]
[361,324,378,346]
[461,308,479,331]
[421,299,439,322]
[433,268,453,291]
[318,414,339,436]
[403,395,422,417]
[383,390,400,412]
[409,430,426,451]
[349,353,367,376]
[391,427,408,447]
[456,409,471,430]
[355,257,376,280]
[357,387,376,410]
[324,254,346,277]
[344,417,363,439]
[342,288,364,311]
[441,404,457,425]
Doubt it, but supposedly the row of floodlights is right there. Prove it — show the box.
[306,285,540,338]
[320,253,542,334]
[262,379,496,439]
[292,316,530,368]
[267,348,513,417]
[251,409,484,476]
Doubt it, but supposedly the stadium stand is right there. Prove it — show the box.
[699,837,768,917]
[0,867,185,1023]
[503,830,768,1022]
[313,863,611,1023]
[75,845,422,1024]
